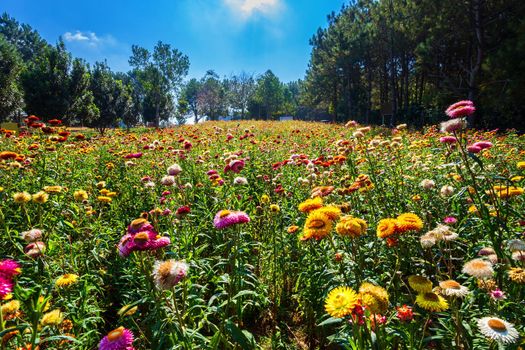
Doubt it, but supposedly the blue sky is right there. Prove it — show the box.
[1,0,346,82]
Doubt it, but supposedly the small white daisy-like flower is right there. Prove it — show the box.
[477,317,519,344]
[462,258,494,279]
[438,280,469,298]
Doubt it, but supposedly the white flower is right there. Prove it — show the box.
[438,280,469,298]
[167,164,182,176]
[233,177,248,185]
[420,179,436,189]
[477,317,519,344]
[440,185,454,197]
[160,175,175,186]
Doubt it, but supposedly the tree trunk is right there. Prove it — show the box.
[468,0,484,126]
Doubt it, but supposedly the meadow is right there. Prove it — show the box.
[0,103,524,349]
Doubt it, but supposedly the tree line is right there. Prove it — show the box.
[302,0,525,129]
[0,13,308,128]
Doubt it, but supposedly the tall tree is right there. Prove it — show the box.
[128,41,189,126]
[253,70,284,120]
[0,35,24,121]
[197,70,226,121]
[225,71,255,119]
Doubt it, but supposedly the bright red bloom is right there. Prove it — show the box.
[396,305,414,322]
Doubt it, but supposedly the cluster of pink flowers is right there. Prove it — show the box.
[118,219,170,257]
[20,228,46,258]
[213,210,250,229]
[0,259,21,299]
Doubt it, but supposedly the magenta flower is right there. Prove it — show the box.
[444,216,457,224]
[439,136,457,144]
[0,259,21,279]
[124,152,142,159]
[445,100,476,118]
[0,276,13,299]
[489,288,506,300]
[213,210,250,229]
[472,141,493,150]
[99,327,134,350]
[467,145,482,153]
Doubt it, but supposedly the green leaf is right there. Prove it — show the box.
[225,320,256,350]
[317,317,342,327]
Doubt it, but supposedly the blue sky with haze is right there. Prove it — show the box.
[1,0,346,82]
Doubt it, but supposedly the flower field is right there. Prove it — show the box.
[1,107,524,349]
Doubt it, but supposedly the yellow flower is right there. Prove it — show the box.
[376,218,398,239]
[325,286,359,318]
[396,213,423,233]
[508,267,525,284]
[336,216,367,238]
[99,188,110,195]
[298,197,323,213]
[302,211,332,240]
[96,181,106,189]
[511,176,523,182]
[106,191,118,197]
[73,190,88,201]
[13,192,31,204]
[408,275,433,293]
[32,191,49,204]
[40,309,63,326]
[1,300,20,315]
[97,196,112,203]
[315,206,341,221]
[270,204,280,212]
[517,161,525,169]
[415,292,448,312]
[55,274,79,288]
[43,186,62,193]
[358,282,389,314]
[260,194,270,204]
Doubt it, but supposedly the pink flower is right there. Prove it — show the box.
[472,141,493,150]
[467,145,482,153]
[124,152,142,159]
[489,288,506,300]
[213,210,250,229]
[0,259,21,279]
[444,216,457,224]
[98,327,134,350]
[118,219,171,257]
[445,100,476,118]
[439,136,457,144]
[0,276,13,299]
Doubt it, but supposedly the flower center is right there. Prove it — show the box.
[424,293,439,302]
[107,327,124,341]
[308,219,326,229]
[131,218,147,229]
[441,280,461,289]
[134,232,149,242]
[471,260,488,269]
[219,210,231,218]
[487,319,507,332]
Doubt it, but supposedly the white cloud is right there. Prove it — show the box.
[63,31,116,48]
[223,0,283,19]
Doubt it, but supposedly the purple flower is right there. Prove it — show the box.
[224,159,245,173]
[213,210,250,229]
[99,327,134,350]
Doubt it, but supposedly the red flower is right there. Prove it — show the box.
[48,119,62,125]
